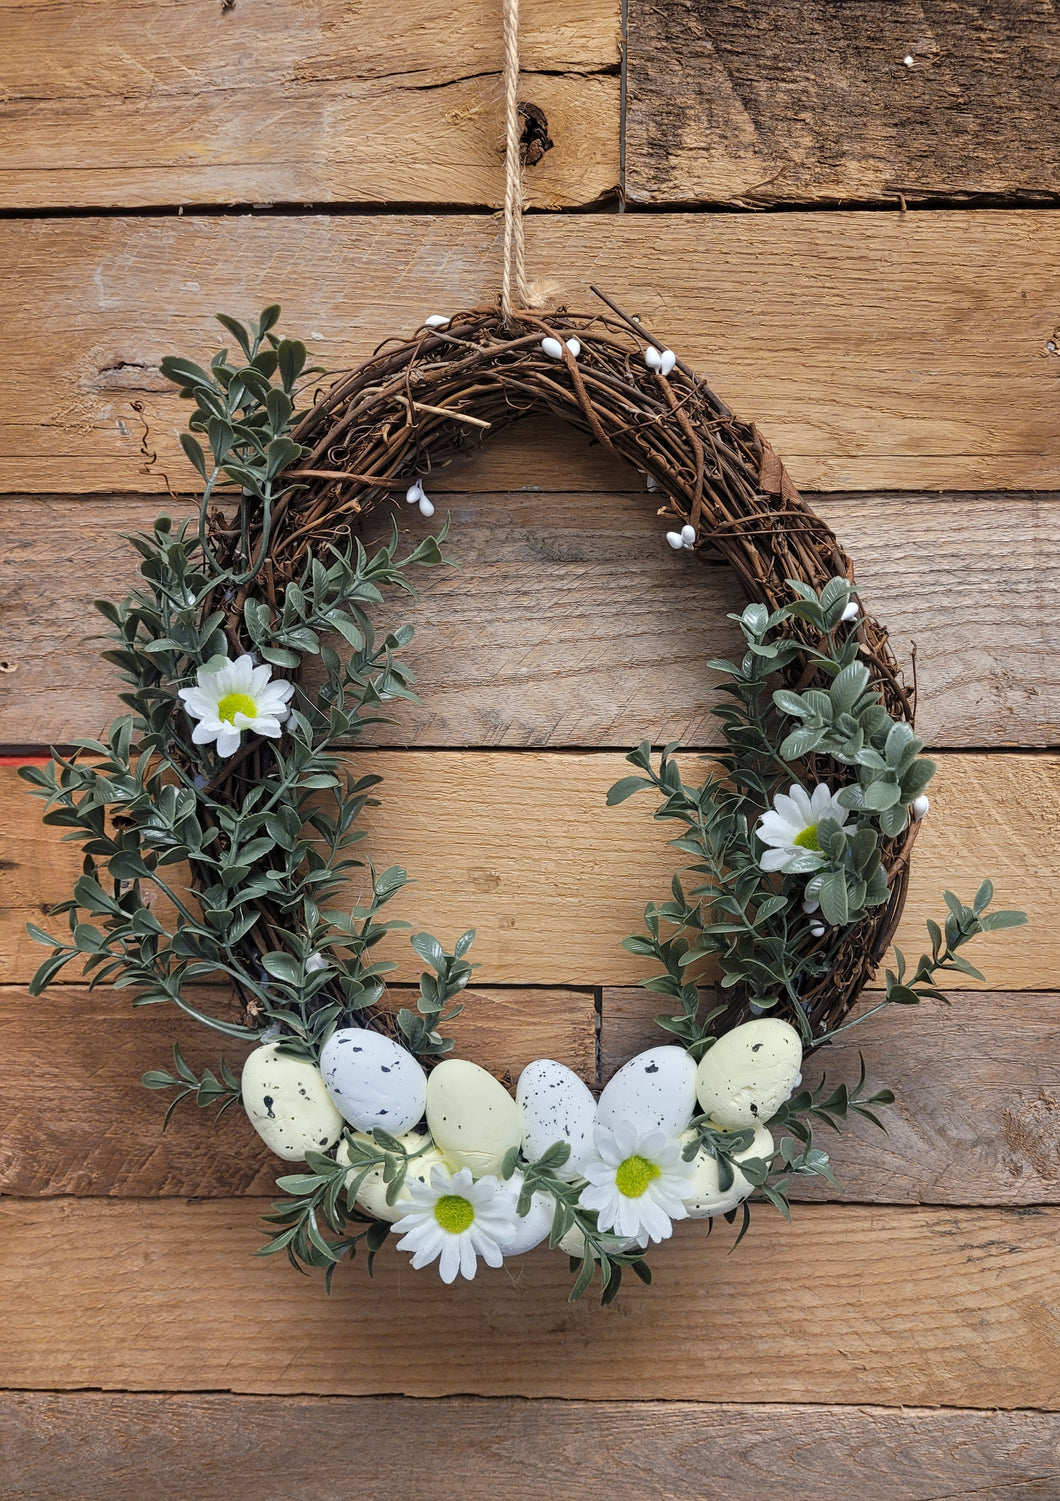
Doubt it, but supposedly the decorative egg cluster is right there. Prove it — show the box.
[240,1018,804,1284]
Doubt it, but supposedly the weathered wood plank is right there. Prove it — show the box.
[0,0,619,210]
[1,213,1057,494]
[601,990,1060,1207]
[625,0,1060,208]
[1,487,1057,749]
[0,985,595,1198]
[0,1198,1056,1406]
[3,752,1053,987]
[4,1393,1060,1501]
[2,986,1054,1204]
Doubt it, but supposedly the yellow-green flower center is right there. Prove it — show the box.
[434,1194,475,1234]
[793,824,821,851]
[216,691,258,725]
[614,1154,661,1199]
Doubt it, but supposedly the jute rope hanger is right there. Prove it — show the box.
[501,0,530,324]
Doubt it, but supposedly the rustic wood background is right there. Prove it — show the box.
[2,2,1059,1496]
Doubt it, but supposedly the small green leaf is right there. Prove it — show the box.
[179,432,209,480]
[606,776,653,806]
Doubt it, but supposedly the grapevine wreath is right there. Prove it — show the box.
[24,298,1025,1304]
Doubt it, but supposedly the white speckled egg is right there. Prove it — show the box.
[695,1019,803,1128]
[596,1045,697,1137]
[320,1027,427,1136]
[240,1043,344,1161]
[516,1059,597,1179]
[425,1058,524,1176]
[494,1172,554,1256]
[680,1124,774,1218]
[336,1131,447,1223]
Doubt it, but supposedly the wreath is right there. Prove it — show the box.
[23,300,1025,1304]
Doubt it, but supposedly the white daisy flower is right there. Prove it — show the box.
[178,653,295,759]
[755,782,850,874]
[578,1120,694,1245]
[392,1163,522,1284]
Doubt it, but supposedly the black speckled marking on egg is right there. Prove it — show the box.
[752,1042,763,1053]
[645,1063,659,1074]
[262,1095,276,1119]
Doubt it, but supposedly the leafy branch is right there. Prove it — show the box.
[20,307,458,1075]
[502,1143,653,1306]
[141,1043,243,1130]
[397,929,478,1057]
[819,881,1027,1043]
[610,579,1026,1045]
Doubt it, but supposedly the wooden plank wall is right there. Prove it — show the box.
[2,2,1058,1496]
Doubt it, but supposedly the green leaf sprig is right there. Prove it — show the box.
[20,308,464,1077]
[610,579,1026,1046]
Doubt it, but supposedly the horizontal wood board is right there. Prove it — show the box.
[0,984,596,1198]
[1,212,1058,494]
[600,990,1060,1207]
[2,484,1058,749]
[4,1393,1060,1501]
[0,0,619,210]
[2,986,1056,1205]
[625,0,1060,208]
[0,1197,1056,1406]
[3,752,1053,987]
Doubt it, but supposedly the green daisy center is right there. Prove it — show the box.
[614,1154,661,1199]
[433,1194,475,1234]
[793,824,821,851]
[216,691,258,725]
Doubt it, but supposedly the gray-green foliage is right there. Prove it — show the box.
[262,1130,433,1293]
[142,1042,243,1130]
[21,308,472,1082]
[161,303,313,586]
[499,1142,653,1305]
[610,581,1025,1049]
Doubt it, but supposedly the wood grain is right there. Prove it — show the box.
[0,985,595,1198]
[0,0,619,210]
[2,986,1055,1205]
[601,990,1060,1206]
[625,0,1060,208]
[4,1393,1060,1501]
[0,1197,1056,1406]
[1,212,1057,494]
[2,752,1053,988]
[1,486,1057,750]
